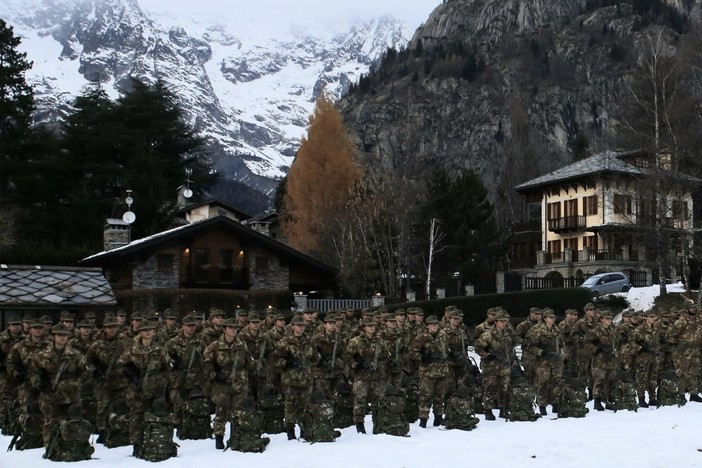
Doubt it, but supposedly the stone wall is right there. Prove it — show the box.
[133,252,180,289]
[248,246,289,290]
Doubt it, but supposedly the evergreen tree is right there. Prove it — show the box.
[282,93,361,254]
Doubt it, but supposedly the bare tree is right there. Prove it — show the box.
[424,217,448,298]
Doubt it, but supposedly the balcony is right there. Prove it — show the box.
[548,215,586,233]
[185,265,249,289]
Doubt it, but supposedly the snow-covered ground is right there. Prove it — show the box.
[3,283,700,467]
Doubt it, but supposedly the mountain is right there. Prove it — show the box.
[338,0,702,223]
[1,0,413,208]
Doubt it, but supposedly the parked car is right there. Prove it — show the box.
[580,272,631,297]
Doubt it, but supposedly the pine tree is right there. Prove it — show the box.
[283,93,361,254]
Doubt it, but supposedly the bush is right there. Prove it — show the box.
[115,288,294,317]
[375,288,593,327]
[593,294,629,313]
[653,291,695,312]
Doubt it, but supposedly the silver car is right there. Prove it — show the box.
[580,272,631,297]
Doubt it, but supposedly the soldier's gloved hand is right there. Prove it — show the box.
[123,363,139,384]
[420,348,432,363]
[171,359,182,371]
[214,371,229,383]
[355,361,367,371]
[641,344,654,353]
[542,350,556,359]
[485,352,499,362]
[599,344,614,356]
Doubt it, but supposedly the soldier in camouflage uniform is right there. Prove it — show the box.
[584,310,619,411]
[444,310,470,398]
[117,320,172,456]
[157,309,180,344]
[571,303,598,397]
[558,308,579,373]
[200,307,225,346]
[514,307,543,383]
[655,308,675,392]
[203,317,252,449]
[0,314,24,434]
[378,313,406,388]
[345,317,389,434]
[616,309,639,371]
[311,313,345,396]
[274,315,320,440]
[120,313,142,340]
[86,315,130,443]
[411,315,449,427]
[632,310,659,407]
[240,312,272,400]
[260,309,277,333]
[29,323,86,449]
[667,305,702,403]
[165,314,206,429]
[263,313,287,392]
[6,319,47,436]
[474,307,498,339]
[526,309,563,415]
[474,311,516,420]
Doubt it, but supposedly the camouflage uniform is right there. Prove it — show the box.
[301,390,339,442]
[632,311,659,406]
[229,398,270,452]
[615,314,639,370]
[274,318,320,438]
[474,312,516,418]
[514,309,542,383]
[444,311,470,397]
[666,309,702,400]
[0,317,24,434]
[444,385,479,431]
[117,323,172,448]
[344,319,389,432]
[526,315,564,409]
[29,324,86,447]
[377,317,405,388]
[571,308,598,391]
[374,385,409,436]
[239,314,273,400]
[583,313,619,409]
[411,316,449,424]
[262,317,287,392]
[558,309,579,372]
[311,317,346,396]
[203,325,252,439]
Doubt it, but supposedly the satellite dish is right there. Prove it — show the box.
[125,196,134,206]
[183,188,193,199]
[123,211,136,224]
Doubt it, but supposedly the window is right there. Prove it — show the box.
[613,194,632,215]
[157,254,174,273]
[564,199,578,217]
[583,195,598,216]
[547,202,561,221]
[193,248,209,267]
[584,235,598,251]
[547,240,561,253]
[220,249,233,267]
[255,256,269,275]
[672,200,689,220]
[564,238,578,251]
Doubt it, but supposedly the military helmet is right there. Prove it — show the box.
[209,307,224,319]
[182,314,197,325]
[394,308,406,316]
[7,314,21,325]
[599,310,614,319]
[247,313,262,323]
[51,323,72,335]
[240,397,257,412]
[151,397,169,416]
[311,389,327,404]
[77,320,92,328]
[542,309,556,318]
[361,317,376,327]
[291,315,306,326]
[454,385,470,399]
[323,313,336,323]
[222,318,237,328]
[66,404,84,420]
[384,384,400,396]
[425,315,439,324]
[137,321,156,331]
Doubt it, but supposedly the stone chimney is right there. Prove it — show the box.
[249,221,270,237]
[104,218,129,250]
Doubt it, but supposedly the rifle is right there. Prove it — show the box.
[51,360,69,391]
[229,352,240,382]
[372,342,381,373]
[330,332,339,372]
[105,350,118,379]
[256,340,266,373]
[187,346,199,371]
[555,332,561,359]
[7,434,18,451]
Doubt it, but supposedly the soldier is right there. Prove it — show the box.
[378,313,406,388]
[0,314,24,434]
[526,309,564,415]
[86,315,131,444]
[121,313,143,340]
[411,315,449,428]
[117,320,172,456]
[666,305,702,403]
[235,309,249,330]
[165,314,206,430]
[474,311,516,420]
[515,307,543,383]
[558,308,579,372]
[157,309,180,344]
[474,307,498,338]
[616,309,639,371]
[115,310,128,330]
[58,312,76,335]
[263,313,287,392]
[200,307,225,346]
[444,309,470,397]
[311,313,345,396]
[656,308,676,391]
[345,317,389,434]
[571,302,598,397]
[203,317,252,449]
[274,315,320,440]
[584,310,619,411]
[632,310,659,407]
[68,320,94,355]
[29,323,86,450]
[239,312,271,400]
[260,308,277,333]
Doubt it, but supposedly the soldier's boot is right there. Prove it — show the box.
[638,397,649,408]
[432,415,442,427]
[594,397,605,411]
[690,394,702,403]
[551,403,559,414]
[604,400,615,411]
[96,431,105,444]
[418,418,427,428]
[498,407,505,419]
[648,398,659,407]
[484,409,495,421]
[355,422,366,434]
[539,405,547,416]
[215,434,224,450]
[132,443,141,457]
[287,426,297,440]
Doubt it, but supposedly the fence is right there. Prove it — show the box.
[628,270,648,287]
[306,298,373,312]
[524,275,585,290]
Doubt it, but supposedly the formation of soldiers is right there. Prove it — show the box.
[1,300,701,460]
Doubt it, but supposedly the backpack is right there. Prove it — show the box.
[401,385,421,423]
[14,412,44,450]
[302,402,338,442]
[229,409,269,452]
[259,394,285,434]
[444,396,480,431]
[141,412,178,462]
[611,380,638,412]
[178,397,212,440]
[658,376,683,407]
[375,395,409,436]
[106,413,131,448]
[507,382,540,422]
[558,386,588,418]
[45,418,94,461]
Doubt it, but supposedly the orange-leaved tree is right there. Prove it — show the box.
[282,93,361,255]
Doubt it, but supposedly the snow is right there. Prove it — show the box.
[3,283,701,466]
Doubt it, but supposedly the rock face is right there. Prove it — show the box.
[3,0,412,199]
[339,0,701,222]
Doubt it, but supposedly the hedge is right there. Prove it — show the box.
[115,288,294,317]
[376,288,593,327]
